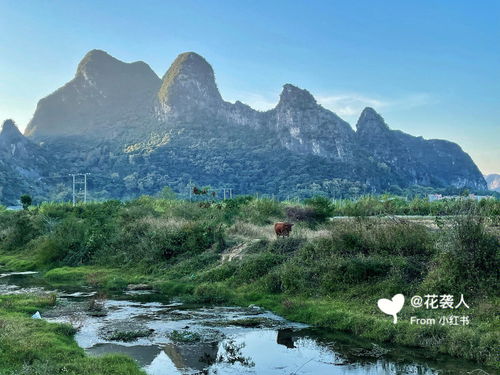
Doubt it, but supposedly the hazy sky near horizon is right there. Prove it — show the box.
[0,1,498,174]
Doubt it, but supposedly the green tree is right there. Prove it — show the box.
[159,186,177,200]
[20,194,32,210]
[304,195,335,222]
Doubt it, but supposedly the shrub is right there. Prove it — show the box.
[35,217,87,266]
[369,221,433,257]
[320,255,391,291]
[54,323,78,337]
[1,212,41,251]
[234,252,286,283]
[422,214,499,295]
[161,222,219,259]
[240,199,284,225]
[285,206,316,223]
[267,237,304,254]
[328,219,434,257]
[304,196,334,222]
[338,196,380,217]
[200,262,238,282]
[261,270,283,294]
[224,196,254,212]
[35,237,67,266]
[167,200,213,221]
[110,218,218,266]
[119,202,157,222]
[164,251,220,279]
[193,282,232,304]
[278,261,315,294]
[54,217,88,265]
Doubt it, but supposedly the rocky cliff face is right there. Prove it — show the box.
[0,120,51,203]
[156,52,223,120]
[270,84,356,160]
[0,49,487,203]
[0,119,25,147]
[0,120,49,173]
[485,174,500,192]
[25,49,161,139]
[355,108,486,189]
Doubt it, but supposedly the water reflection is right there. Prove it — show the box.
[276,328,296,349]
[87,344,161,367]
[0,273,494,375]
[163,341,219,371]
[143,329,445,375]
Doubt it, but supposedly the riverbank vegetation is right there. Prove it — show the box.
[0,293,145,374]
[0,195,498,371]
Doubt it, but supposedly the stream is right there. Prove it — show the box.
[0,272,495,375]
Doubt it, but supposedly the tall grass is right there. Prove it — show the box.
[0,194,498,365]
[332,195,499,217]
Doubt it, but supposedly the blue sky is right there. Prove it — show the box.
[1,0,498,174]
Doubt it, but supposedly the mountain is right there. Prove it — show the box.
[355,108,486,189]
[269,84,356,160]
[156,52,223,119]
[25,49,161,139]
[0,50,488,204]
[0,120,51,203]
[485,174,500,192]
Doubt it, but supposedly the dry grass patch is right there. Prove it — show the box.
[137,216,189,230]
[227,221,276,241]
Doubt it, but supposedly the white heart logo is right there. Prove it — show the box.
[377,294,405,324]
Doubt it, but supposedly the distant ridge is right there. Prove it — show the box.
[485,174,500,192]
[0,50,488,204]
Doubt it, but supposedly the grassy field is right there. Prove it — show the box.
[0,195,498,372]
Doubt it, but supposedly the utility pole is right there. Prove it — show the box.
[84,173,87,203]
[69,173,90,206]
[72,174,76,206]
[222,188,232,200]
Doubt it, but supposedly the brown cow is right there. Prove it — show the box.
[274,222,294,237]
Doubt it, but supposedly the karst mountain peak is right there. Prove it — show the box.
[0,49,487,204]
[0,119,23,141]
[356,107,391,136]
[157,51,223,116]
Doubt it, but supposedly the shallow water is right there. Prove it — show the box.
[0,271,38,278]
[0,272,495,375]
